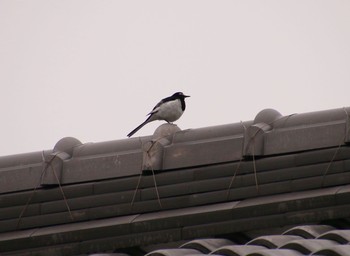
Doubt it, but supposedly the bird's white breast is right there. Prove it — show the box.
[155,99,183,122]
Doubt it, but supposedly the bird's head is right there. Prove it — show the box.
[173,92,190,99]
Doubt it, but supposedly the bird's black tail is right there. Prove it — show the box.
[127,119,150,137]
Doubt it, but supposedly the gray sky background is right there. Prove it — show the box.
[0,0,349,156]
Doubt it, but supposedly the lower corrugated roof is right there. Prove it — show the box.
[132,224,350,256]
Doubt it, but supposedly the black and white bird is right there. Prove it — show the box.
[127,92,190,137]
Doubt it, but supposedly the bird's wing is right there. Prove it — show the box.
[147,98,166,116]
[147,104,161,116]
[147,94,176,116]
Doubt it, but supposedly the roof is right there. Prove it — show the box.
[0,107,350,255]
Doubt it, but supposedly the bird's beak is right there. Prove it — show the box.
[184,95,190,98]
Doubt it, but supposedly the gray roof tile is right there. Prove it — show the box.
[247,235,302,249]
[280,239,339,254]
[211,245,266,256]
[313,244,350,256]
[247,249,304,256]
[144,248,201,256]
[180,238,234,253]
[283,225,335,239]
[89,254,131,256]
[318,230,350,244]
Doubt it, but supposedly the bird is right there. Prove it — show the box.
[127,92,190,137]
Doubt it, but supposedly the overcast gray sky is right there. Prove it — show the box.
[0,0,349,156]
